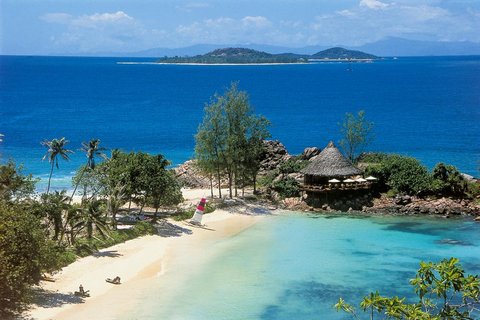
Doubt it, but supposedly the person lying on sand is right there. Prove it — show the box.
[106,276,121,284]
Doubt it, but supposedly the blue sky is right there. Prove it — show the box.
[1,0,480,55]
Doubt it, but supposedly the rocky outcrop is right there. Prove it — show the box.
[363,195,480,216]
[301,147,321,160]
[259,140,292,172]
[174,160,211,188]
[175,140,295,188]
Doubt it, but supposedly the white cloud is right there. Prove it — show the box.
[39,11,146,53]
[360,0,389,10]
[35,2,480,53]
[40,13,72,24]
[71,11,134,28]
[241,16,272,28]
[175,15,278,46]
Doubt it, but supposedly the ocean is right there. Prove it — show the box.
[125,213,480,320]
[0,55,479,191]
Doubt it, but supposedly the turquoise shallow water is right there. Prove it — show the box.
[124,213,480,320]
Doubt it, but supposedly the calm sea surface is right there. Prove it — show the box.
[0,55,479,190]
[124,213,480,320]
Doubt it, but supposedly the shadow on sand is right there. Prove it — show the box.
[30,287,86,309]
[155,220,193,237]
[92,250,123,258]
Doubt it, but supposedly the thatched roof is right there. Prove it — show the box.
[301,141,362,177]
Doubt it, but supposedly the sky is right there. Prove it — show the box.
[1,0,480,55]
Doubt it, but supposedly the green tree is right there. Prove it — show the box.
[40,191,70,241]
[224,83,250,197]
[0,160,37,202]
[0,202,57,316]
[71,165,106,202]
[106,183,127,230]
[195,94,227,198]
[363,154,432,196]
[41,137,73,195]
[137,153,183,219]
[242,115,270,194]
[100,150,136,209]
[70,139,106,203]
[336,258,480,319]
[432,163,468,197]
[146,170,183,222]
[339,110,374,163]
[72,199,109,240]
[195,82,270,198]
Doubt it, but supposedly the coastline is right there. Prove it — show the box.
[118,61,309,66]
[26,188,268,320]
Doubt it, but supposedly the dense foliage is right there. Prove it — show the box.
[156,47,378,64]
[0,160,37,201]
[336,258,480,319]
[157,48,307,64]
[0,202,57,316]
[361,153,473,198]
[195,82,271,198]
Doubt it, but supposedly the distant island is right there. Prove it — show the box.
[156,47,379,64]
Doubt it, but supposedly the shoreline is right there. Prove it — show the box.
[26,188,268,320]
[118,61,309,66]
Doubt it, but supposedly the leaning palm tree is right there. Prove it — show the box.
[70,139,106,203]
[41,137,73,195]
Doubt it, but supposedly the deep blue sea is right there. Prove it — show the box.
[0,55,479,191]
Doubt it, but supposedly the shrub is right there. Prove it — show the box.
[431,163,469,197]
[279,158,308,176]
[364,154,431,196]
[257,170,279,188]
[273,176,300,198]
[0,202,54,316]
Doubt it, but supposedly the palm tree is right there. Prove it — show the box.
[41,191,70,241]
[41,137,73,195]
[72,199,110,240]
[70,139,106,203]
[107,183,127,230]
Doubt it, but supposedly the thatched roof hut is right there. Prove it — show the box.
[301,141,362,179]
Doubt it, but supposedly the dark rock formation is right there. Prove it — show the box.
[363,195,480,216]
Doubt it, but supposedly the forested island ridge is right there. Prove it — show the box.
[156,47,379,64]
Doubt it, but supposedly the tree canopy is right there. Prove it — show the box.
[195,82,270,198]
[339,110,374,163]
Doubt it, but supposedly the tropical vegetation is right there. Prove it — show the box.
[336,258,480,319]
[195,82,271,198]
[339,110,374,163]
[360,153,476,198]
[0,138,184,317]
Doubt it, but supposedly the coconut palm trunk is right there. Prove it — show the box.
[46,160,55,195]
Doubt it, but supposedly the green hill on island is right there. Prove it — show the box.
[311,47,378,60]
[156,47,378,64]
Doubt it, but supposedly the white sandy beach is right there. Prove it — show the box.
[26,188,268,320]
